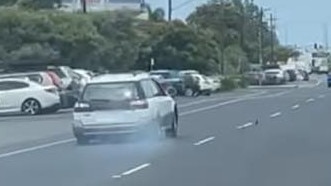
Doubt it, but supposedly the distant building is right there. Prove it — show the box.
[60,0,146,13]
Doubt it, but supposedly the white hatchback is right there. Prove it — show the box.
[72,72,178,144]
[0,79,60,115]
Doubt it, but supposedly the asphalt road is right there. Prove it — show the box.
[0,77,330,186]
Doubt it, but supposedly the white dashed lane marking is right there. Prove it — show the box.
[270,112,282,118]
[193,136,216,146]
[306,98,315,103]
[236,122,253,130]
[112,163,151,179]
[291,104,300,110]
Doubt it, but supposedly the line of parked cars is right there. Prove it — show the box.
[0,66,221,116]
[0,66,94,115]
[149,69,221,97]
[246,64,310,86]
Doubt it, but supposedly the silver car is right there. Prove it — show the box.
[72,72,178,144]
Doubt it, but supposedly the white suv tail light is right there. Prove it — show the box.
[130,100,149,109]
[44,87,59,95]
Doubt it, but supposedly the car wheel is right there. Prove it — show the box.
[166,113,178,138]
[205,90,211,96]
[166,86,177,97]
[76,135,89,145]
[185,88,194,97]
[21,99,41,115]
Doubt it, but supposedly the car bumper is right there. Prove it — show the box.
[72,120,155,136]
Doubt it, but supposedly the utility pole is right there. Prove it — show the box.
[258,8,264,67]
[323,23,329,50]
[81,0,87,13]
[220,0,225,75]
[269,13,276,64]
[168,0,172,21]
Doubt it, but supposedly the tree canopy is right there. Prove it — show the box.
[0,0,297,74]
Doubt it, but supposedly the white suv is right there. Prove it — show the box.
[72,72,178,144]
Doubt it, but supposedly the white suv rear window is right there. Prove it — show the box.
[82,82,139,101]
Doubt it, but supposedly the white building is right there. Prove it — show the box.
[60,0,146,13]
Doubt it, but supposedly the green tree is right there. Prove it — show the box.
[18,0,61,9]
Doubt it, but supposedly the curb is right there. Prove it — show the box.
[248,85,299,89]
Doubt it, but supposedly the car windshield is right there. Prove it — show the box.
[82,82,139,102]
[150,72,172,79]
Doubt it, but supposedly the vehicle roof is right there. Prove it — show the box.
[0,78,32,83]
[179,70,199,73]
[89,73,150,84]
[264,69,282,72]
[150,70,177,73]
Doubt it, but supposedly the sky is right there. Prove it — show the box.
[147,0,331,47]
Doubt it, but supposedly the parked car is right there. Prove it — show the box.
[47,66,81,108]
[178,70,199,77]
[0,78,60,115]
[246,70,266,85]
[47,66,81,90]
[285,69,297,82]
[46,71,64,89]
[327,72,331,88]
[264,69,286,85]
[206,76,221,92]
[72,72,178,144]
[150,70,185,96]
[183,74,213,96]
[298,69,309,81]
[151,75,177,97]
[73,69,94,87]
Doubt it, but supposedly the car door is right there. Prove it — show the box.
[0,81,11,112]
[140,79,160,121]
[0,81,29,113]
[149,79,174,127]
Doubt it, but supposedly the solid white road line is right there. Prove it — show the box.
[112,175,122,179]
[236,122,253,130]
[179,91,267,116]
[0,139,75,159]
[121,163,151,176]
[193,136,215,146]
[306,98,315,103]
[291,104,300,110]
[180,99,242,116]
[270,112,282,118]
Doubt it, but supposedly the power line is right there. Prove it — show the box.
[172,0,197,11]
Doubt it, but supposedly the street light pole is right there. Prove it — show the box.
[258,8,263,67]
[81,0,87,13]
[168,0,172,21]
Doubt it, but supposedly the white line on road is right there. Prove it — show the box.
[270,112,282,118]
[306,98,315,103]
[121,163,151,176]
[236,122,253,130]
[179,91,267,116]
[193,136,215,146]
[112,175,122,179]
[180,99,242,116]
[318,94,325,99]
[291,104,300,110]
[0,138,75,159]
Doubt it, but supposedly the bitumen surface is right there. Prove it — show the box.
[0,77,329,186]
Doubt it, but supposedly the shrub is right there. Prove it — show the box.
[220,77,236,91]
